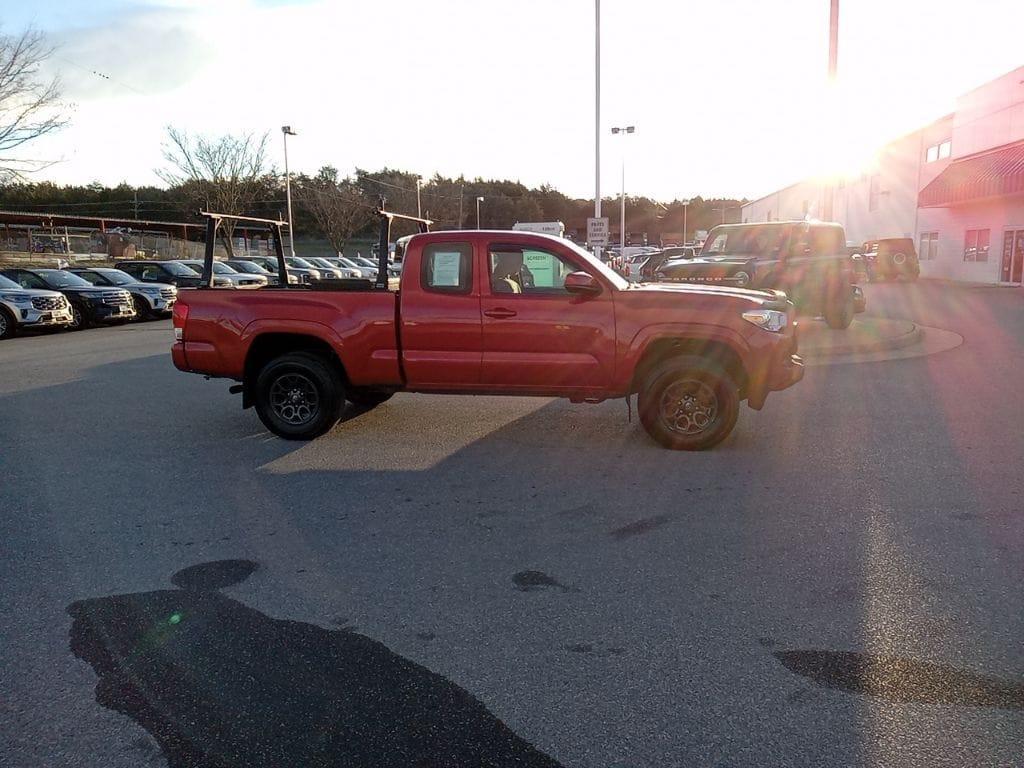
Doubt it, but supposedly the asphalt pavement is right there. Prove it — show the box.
[2,280,1023,767]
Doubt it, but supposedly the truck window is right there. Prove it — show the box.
[421,242,473,292]
[489,246,576,293]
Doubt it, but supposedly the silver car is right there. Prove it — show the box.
[180,260,268,289]
[0,273,73,339]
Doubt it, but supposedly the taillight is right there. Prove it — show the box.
[172,301,189,341]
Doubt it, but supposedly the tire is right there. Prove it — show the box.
[638,356,740,451]
[132,294,152,321]
[824,286,854,330]
[347,389,394,408]
[0,307,16,340]
[253,352,345,440]
[68,302,89,331]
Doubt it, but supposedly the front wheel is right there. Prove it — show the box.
[253,352,345,440]
[132,294,152,320]
[638,356,740,451]
[68,302,89,331]
[0,307,16,340]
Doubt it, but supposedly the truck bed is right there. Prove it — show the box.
[174,287,402,386]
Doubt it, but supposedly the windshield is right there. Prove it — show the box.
[0,274,21,290]
[211,262,236,274]
[287,257,317,269]
[229,261,266,274]
[38,270,92,288]
[163,262,200,277]
[309,258,335,269]
[701,225,789,257]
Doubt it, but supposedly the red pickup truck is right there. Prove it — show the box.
[172,228,803,450]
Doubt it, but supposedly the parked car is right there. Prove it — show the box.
[304,257,352,279]
[1,268,135,329]
[115,260,212,289]
[173,229,804,450]
[640,246,700,281]
[655,221,863,329]
[351,255,400,278]
[179,260,268,289]
[241,256,309,284]
[284,257,324,283]
[862,238,920,281]
[0,273,74,339]
[326,255,372,278]
[224,259,298,286]
[69,267,177,319]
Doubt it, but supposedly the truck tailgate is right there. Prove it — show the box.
[173,288,402,385]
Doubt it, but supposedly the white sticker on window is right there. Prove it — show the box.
[431,252,462,287]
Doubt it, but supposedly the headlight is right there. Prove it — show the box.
[742,309,787,332]
[308,269,322,279]
[287,274,299,284]
[0,293,32,305]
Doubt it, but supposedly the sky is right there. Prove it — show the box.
[6,0,1024,201]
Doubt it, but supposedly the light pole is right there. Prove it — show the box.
[594,0,601,258]
[281,126,297,257]
[611,125,635,253]
[476,196,484,229]
[681,199,690,244]
[823,0,839,221]
[415,176,422,218]
[715,204,740,224]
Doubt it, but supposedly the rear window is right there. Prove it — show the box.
[421,243,472,292]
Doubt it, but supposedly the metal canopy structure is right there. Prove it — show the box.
[375,198,431,290]
[199,211,289,289]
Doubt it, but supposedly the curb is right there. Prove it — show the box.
[800,322,922,359]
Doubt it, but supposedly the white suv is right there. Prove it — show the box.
[0,273,74,339]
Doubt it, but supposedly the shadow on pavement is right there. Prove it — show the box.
[68,559,564,768]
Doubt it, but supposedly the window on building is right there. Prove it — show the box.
[938,140,952,159]
[868,174,881,211]
[926,145,939,163]
[919,232,938,261]
[964,229,990,262]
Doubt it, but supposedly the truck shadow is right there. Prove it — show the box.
[68,559,564,768]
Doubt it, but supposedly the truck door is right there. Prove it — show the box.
[479,241,616,391]
[399,240,482,388]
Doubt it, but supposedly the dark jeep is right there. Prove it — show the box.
[655,221,864,329]
[862,238,920,282]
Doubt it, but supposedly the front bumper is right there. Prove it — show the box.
[139,294,177,314]
[90,302,137,323]
[19,306,74,328]
[746,323,805,410]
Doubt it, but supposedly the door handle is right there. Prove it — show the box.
[483,307,517,319]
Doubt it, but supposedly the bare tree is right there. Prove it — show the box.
[297,166,372,253]
[156,127,270,237]
[0,27,68,181]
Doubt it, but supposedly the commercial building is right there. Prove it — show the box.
[741,65,1024,284]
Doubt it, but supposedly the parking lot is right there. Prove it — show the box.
[2,280,1023,767]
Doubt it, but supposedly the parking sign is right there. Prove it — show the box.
[587,217,609,247]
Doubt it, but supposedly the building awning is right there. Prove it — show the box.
[918,140,1024,207]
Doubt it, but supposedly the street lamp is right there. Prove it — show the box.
[610,125,635,253]
[281,126,297,257]
[594,0,602,259]
[476,196,484,229]
[681,199,690,245]
[415,176,422,218]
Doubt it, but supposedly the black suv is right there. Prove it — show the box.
[1,268,135,330]
[862,238,920,282]
[115,260,204,288]
[655,221,864,329]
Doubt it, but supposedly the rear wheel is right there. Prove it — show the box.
[0,307,16,340]
[254,352,345,440]
[638,356,739,451]
[824,286,854,329]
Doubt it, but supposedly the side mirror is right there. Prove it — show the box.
[564,271,602,296]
